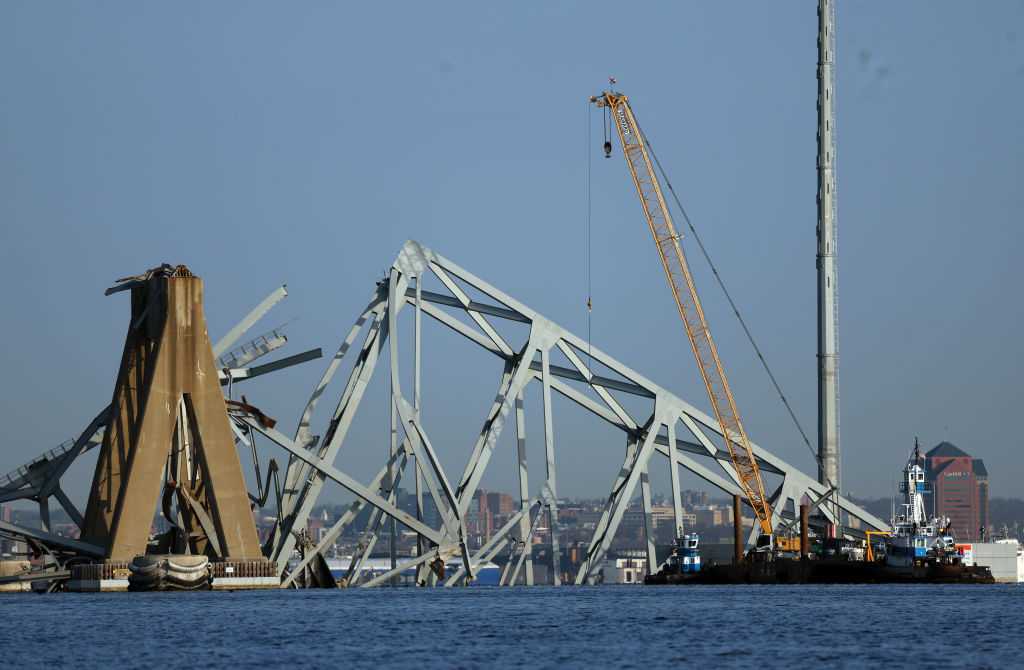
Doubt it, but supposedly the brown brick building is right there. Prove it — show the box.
[924,442,989,541]
[486,492,517,516]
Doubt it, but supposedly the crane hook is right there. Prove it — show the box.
[602,99,613,157]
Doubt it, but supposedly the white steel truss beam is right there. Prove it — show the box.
[259,240,887,588]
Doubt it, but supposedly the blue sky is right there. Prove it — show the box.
[1,1,1021,505]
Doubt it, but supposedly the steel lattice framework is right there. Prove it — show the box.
[243,241,886,587]
[1,241,887,588]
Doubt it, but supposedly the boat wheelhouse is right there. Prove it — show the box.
[665,533,701,574]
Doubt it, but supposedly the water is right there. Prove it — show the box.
[1,585,1020,668]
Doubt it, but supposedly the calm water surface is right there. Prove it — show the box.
[1,585,1020,668]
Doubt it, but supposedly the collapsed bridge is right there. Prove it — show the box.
[0,241,886,590]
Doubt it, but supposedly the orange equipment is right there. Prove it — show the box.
[592,88,776,546]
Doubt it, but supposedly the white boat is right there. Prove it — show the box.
[886,439,960,569]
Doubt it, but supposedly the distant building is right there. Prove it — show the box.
[470,490,493,542]
[486,492,517,516]
[695,507,728,527]
[975,459,989,536]
[307,517,328,544]
[395,488,442,530]
[682,490,708,508]
[463,490,522,545]
[924,441,988,541]
[649,505,695,532]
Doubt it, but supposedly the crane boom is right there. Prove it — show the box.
[592,90,774,537]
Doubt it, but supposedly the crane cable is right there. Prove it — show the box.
[586,101,593,361]
[632,117,821,469]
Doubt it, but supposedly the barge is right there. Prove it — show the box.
[647,442,995,586]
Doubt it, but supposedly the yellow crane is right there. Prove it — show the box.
[592,87,779,548]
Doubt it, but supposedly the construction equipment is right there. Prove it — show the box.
[865,530,891,562]
[591,86,780,552]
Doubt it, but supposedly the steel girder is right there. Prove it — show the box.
[1,242,888,586]
[262,240,887,587]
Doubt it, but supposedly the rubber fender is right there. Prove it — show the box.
[162,574,211,590]
[128,556,164,576]
[165,557,209,575]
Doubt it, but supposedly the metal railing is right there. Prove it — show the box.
[0,438,75,489]
[217,327,288,370]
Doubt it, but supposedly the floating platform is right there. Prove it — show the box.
[645,558,995,585]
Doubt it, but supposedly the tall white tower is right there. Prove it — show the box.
[817,0,841,493]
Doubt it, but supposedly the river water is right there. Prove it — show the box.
[1,584,1020,668]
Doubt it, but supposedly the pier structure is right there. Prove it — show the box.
[0,267,319,591]
[81,265,264,563]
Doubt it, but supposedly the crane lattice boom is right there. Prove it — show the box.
[593,90,773,536]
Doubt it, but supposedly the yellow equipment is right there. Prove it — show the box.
[865,530,891,562]
[592,88,775,544]
[776,535,801,553]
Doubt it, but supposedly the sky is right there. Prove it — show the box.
[1,1,1021,508]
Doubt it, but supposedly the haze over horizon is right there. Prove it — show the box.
[1,1,1021,506]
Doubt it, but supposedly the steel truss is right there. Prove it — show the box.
[2,241,887,588]
[251,241,887,587]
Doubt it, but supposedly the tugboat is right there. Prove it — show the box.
[644,534,700,584]
[880,439,991,582]
[668,533,701,574]
[886,438,943,568]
